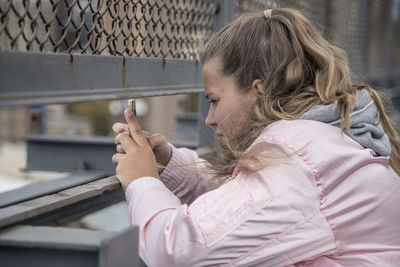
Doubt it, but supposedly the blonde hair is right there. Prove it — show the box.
[200,8,400,182]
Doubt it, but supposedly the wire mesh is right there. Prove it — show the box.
[234,0,400,84]
[0,0,217,58]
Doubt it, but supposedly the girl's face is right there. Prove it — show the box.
[203,58,258,140]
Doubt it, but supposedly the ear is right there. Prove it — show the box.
[251,79,266,96]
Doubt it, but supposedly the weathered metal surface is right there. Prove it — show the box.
[0,172,112,209]
[0,225,144,267]
[0,176,121,228]
[0,51,203,107]
[99,226,145,267]
[25,135,117,172]
[214,0,236,29]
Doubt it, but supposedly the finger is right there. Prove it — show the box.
[142,131,154,147]
[124,109,147,146]
[147,133,167,149]
[112,153,125,165]
[142,130,152,138]
[115,132,126,144]
[119,133,136,154]
[112,123,129,134]
[116,144,125,153]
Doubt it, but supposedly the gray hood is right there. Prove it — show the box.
[300,89,391,156]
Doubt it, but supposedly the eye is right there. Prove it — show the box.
[209,99,218,105]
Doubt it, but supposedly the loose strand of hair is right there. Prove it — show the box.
[365,86,400,175]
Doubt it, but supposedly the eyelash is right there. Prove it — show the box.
[209,99,218,104]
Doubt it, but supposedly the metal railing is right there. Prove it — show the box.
[0,1,399,266]
[1,0,399,106]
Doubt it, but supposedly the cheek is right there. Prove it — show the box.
[215,104,231,122]
[217,106,240,129]
[225,103,251,127]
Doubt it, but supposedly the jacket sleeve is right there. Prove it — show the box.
[125,142,337,267]
[159,145,214,204]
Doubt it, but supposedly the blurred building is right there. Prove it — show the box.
[0,108,29,142]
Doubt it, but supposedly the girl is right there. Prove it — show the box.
[112,8,400,266]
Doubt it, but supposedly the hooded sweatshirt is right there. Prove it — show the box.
[300,89,391,156]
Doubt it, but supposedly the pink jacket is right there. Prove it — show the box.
[125,120,400,266]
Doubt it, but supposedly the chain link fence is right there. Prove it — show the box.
[235,0,400,86]
[1,0,399,81]
[0,0,216,58]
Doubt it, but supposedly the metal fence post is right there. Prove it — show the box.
[196,0,236,148]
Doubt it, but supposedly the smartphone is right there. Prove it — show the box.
[128,99,136,115]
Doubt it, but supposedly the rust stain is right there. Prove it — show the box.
[69,54,74,80]
[194,60,200,85]
[122,56,126,89]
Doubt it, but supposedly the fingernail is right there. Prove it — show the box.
[125,109,133,117]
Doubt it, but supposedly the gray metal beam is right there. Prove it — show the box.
[0,51,203,107]
[0,176,122,228]
[0,225,145,267]
[25,135,117,172]
[25,135,198,173]
[0,172,112,208]
[214,0,236,30]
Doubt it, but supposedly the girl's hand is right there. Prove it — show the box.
[112,109,159,191]
[112,123,172,173]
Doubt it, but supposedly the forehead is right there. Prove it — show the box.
[202,57,224,78]
[202,58,239,98]
[202,58,223,94]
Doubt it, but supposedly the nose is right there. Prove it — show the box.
[205,107,216,127]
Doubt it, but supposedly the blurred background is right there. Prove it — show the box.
[0,94,199,188]
[1,0,400,231]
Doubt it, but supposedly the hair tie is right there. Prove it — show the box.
[264,9,272,19]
